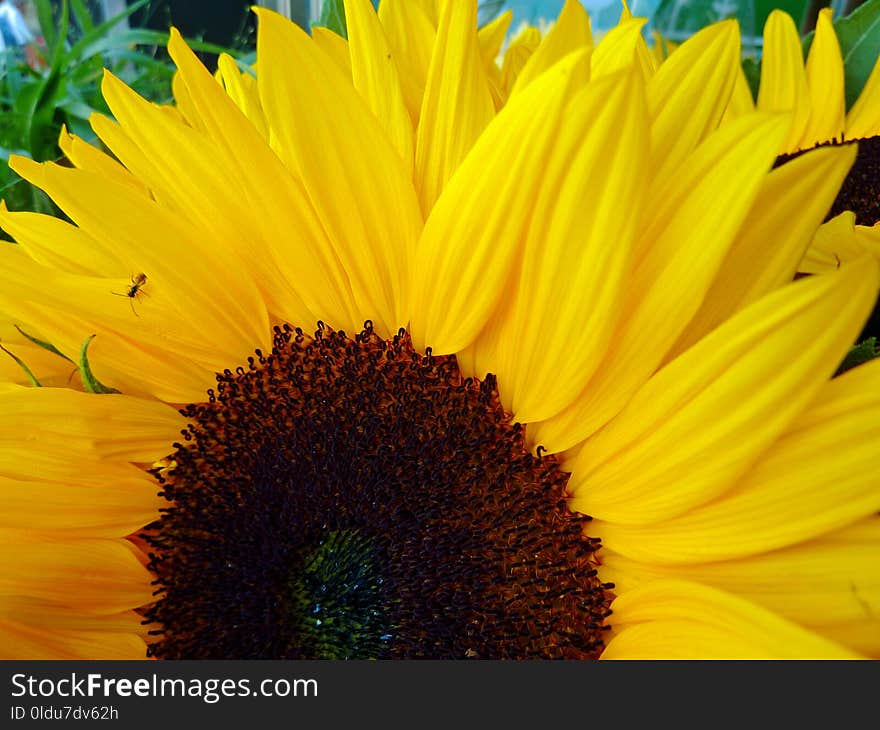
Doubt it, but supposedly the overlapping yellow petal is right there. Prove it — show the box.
[646,20,740,187]
[0,617,147,659]
[846,52,880,139]
[602,580,861,659]
[591,17,648,79]
[600,517,880,630]
[409,50,589,354]
[531,113,789,453]
[668,143,857,357]
[757,10,811,153]
[589,353,880,558]
[508,0,591,98]
[464,71,648,423]
[414,0,494,215]
[802,8,845,146]
[345,0,413,169]
[377,0,435,123]
[255,7,422,335]
[801,212,880,274]
[215,54,269,139]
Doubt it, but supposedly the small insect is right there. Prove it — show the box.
[112,272,149,316]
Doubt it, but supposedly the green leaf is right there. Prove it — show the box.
[14,324,74,363]
[836,0,880,108]
[318,0,349,39]
[32,0,57,51]
[78,334,121,394]
[69,0,94,34]
[0,342,41,387]
[836,337,880,375]
[66,0,153,61]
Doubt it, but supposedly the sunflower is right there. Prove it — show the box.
[0,0,878,659]
[741,7,880,228]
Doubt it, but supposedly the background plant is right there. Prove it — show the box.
[0,0,252,217]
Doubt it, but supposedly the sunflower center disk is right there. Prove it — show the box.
[144,323,612,659]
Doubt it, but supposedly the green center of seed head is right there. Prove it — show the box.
[289,529,393,659]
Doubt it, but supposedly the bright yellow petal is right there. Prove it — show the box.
[0,532,153,613]
[590,354,880,561]
[508,0,591,98]
[215,54,269,140]
[603,580,861,659]
[846,51,880,139]
[801,8,846,147]
[378,0,435,123]
[0,617,146,659]
[409,51,590,354]
[668,143,857,358]
[568,258,878,526]
[531,113,789,453]
[757,10,811,153]
[647,20,740,187]
[0,200,124,276]
[345,0,414,169]
[477,9,511,67]
[720,60,756,125]
[499,25,541,98]
[310,26,352,77]
[477,72,648,423]
[57,125,149,195]
[254,7,423,335]
[168,30,359,328]
[591,18,648,79]
[600,517,880,628]
[414,0,494,215]
[801,213,880,274]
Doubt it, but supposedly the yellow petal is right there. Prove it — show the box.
[0,617,146,659]
[166,31,356,327]
[0,531,153,613]
[378,0,436,123]
[801,212,880,274]
[0,201,124,276]
[568,258,878,526]
[215,54,269,140]
[591,18,648,79]
[477,10,511,67]
[801,8,846,147]
[508,0,591,98]
[254,7,423,335]
[846,51,880,139]
[0,476,159,537]
[590,354,880,561]
[57,125,149,195]
[531,113,788,453]
[311,26,352,77]
[600,516,880,627]
[345,0,414,169]
[482,72,649,423]
[757,10,811,153]
[415,0,494,215]
[720,61,756,125]
[499,26,541,96]
[409,51,590,354]
[0,385,183,463]
[602,580,861,659]
[668,143,857,358]
[810,618,880,657]
[647,20,740,187]
[4,159,270,399]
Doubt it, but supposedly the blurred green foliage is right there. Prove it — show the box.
[0,0,247,216]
